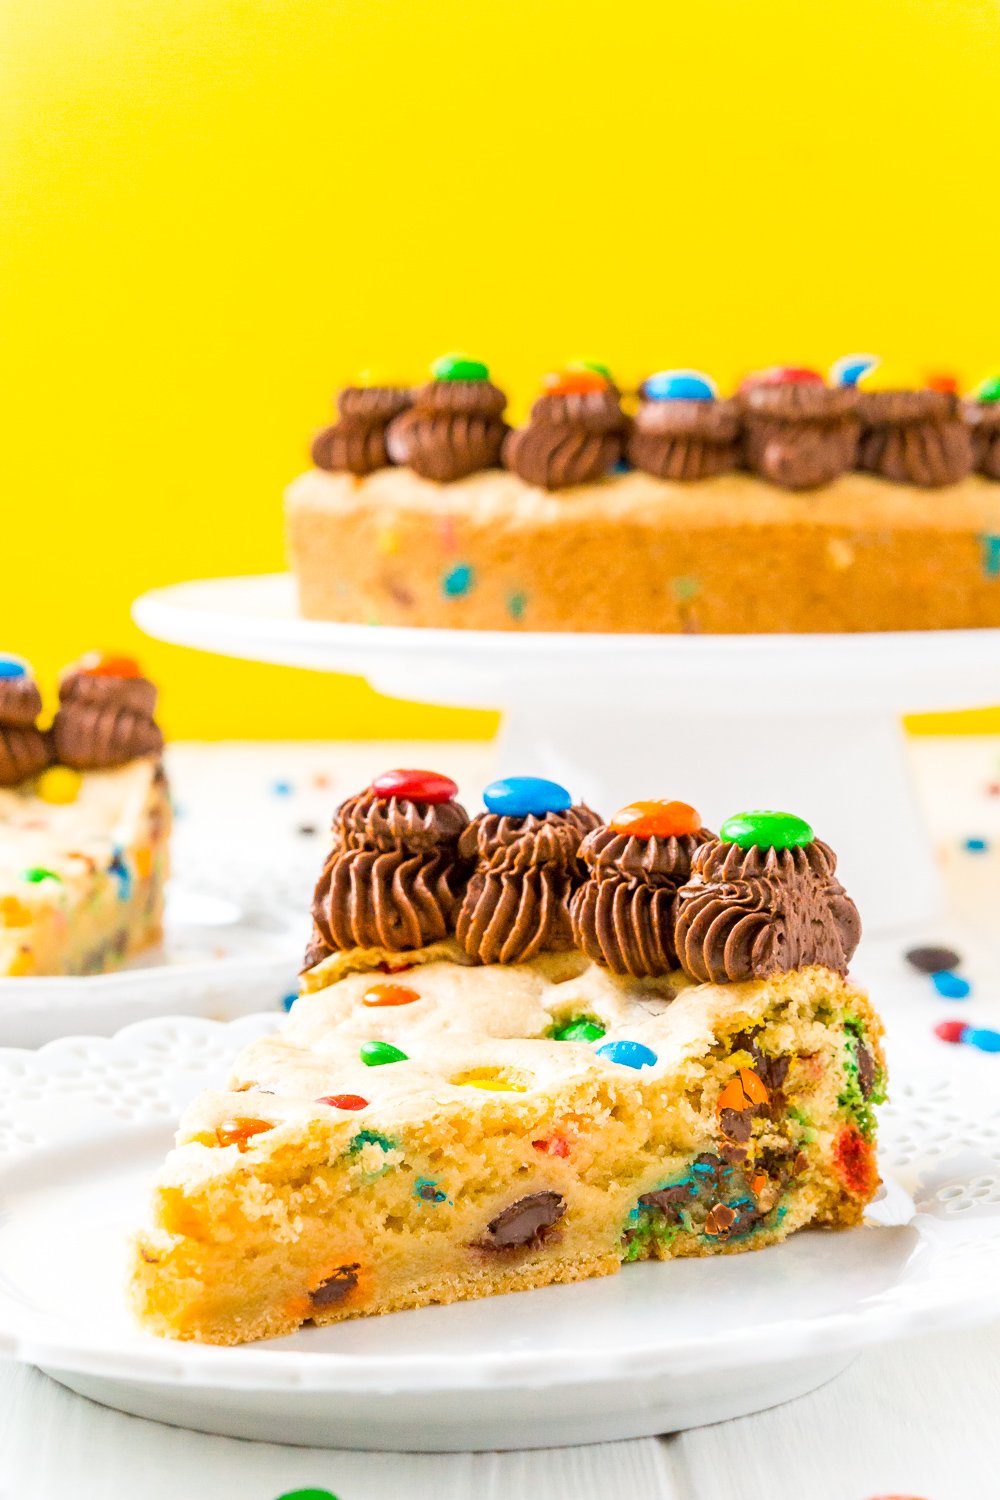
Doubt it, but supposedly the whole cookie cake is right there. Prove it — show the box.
[131,771,885,1346]
[285,355,1000,634]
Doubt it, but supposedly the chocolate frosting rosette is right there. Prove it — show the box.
[962,376,1000,481]
[311,377,413,476]
[503,367,626,489]
[455,777,600,964]
[740,367,860,490]
[628,371,740,482]
[570,799,714,976]
[856,363,973,486]
[0,655,51,787]
[385,354,509,482]
[306,769,470,966]
[51,653,164,771]
[673,810,861,984]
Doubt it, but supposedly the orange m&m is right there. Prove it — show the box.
[362,982,420,1008]
[77,651,142,679]
[609,800,702,839]
[215,1118,272,1151]
[541,367,609,397]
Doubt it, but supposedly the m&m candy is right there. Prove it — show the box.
[0,655,27,679]
[370,769,458,804]
[483,776,572,818]
[36,767,82,806]
[643,369,716,402]
[570,358,615,383]
[596,1039,658,1070]
[974,374,1000,403]
[317,1094,369,1111]
[76,651,142,678]
[360,1040,408,1067]
[930,971,971,999]
[719,810,814,850]
[362,982,420,1007]
[830,353,879,388]
[935,1020,969,1044]
[609,799,702,839]
[22,867,61,884]
[431,353,490,383]
[743,366,824,389]
[553,1018,606,1042]
[541,367,609,396]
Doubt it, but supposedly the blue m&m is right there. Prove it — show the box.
[830,353,879,388]
[596,1039,658,1070]
[483,776,572,818]
[0,655,27,679]
[643,369,716,402]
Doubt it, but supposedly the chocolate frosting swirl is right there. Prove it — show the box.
[51,669,163,771]
[963,399,1000,480]
[857,390,973,487]
[570,824,713,976]
[311,386,412,477]
[503,391,625,489]
[385,380,509,482]
[741,384,859,490]
[455,805,600,963]
[311,846,465,952]
[674,838,861,984]
[334,790,468,854]
[628,399,741,481]
[307,786,470,964]
[0,674,50,787]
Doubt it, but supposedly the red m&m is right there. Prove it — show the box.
[370,768,457,804]
[609,799,702,839]
[318,1094,369,1111]
[741,366,824,390]
[77,651,142,679]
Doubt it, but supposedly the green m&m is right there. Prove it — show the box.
[719,810,814,850]
[976,374,1000,403]
[359,1039,409,1067]
[553,1018,606,1043]
[431,352,490,383]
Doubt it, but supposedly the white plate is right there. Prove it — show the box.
[0,1015,998,1450]
[0,891,304,1048]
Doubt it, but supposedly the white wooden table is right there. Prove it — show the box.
[2,738,999,1500]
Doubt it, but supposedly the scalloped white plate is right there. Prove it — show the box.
[0,1015,999,1449]
[0,891,304,1048]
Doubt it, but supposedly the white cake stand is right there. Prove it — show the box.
[133,573,1000,933]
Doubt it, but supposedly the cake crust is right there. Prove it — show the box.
[285,465,1000,633]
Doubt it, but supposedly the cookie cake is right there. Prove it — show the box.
[286,355,1000,634]
[131,769,885,1346]
[0,651,170,977]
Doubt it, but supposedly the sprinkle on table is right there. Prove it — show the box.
[905,944,961,974]
[930,971,971,999]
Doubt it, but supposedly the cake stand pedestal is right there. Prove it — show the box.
[133,573,1000,933]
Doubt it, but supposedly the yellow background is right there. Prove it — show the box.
[3,0,999,739]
